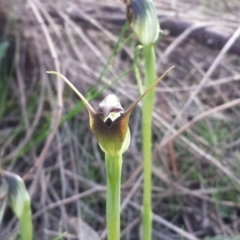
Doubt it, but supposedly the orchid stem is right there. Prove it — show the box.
[105,154,122,240]
[142,43,156,240]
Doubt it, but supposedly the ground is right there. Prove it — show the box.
[0,0,240,239]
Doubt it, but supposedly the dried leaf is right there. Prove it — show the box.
[68,217,100,240]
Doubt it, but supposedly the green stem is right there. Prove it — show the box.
[105,154,122,240]
[142,44,156,240]
[134,45,144,94]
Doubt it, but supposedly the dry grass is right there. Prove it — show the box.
[1,0,240,239]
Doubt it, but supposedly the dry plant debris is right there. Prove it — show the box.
[0,0,240,239]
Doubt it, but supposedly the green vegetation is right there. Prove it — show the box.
[3,171,33,240]
[1,1,240,240]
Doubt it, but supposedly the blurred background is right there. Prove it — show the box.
[0,0,240,239]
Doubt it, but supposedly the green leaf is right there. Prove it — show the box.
[4,171,33,240]
[52,232,67,240]
[0,41,8,61]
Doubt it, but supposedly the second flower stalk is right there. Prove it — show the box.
[123,0,161,239]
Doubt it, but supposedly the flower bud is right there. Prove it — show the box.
[3,171,33,240]
[125,0,160,45]
[4,171,31,220]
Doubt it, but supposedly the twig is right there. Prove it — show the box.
[129,201,200,240]
[160,98,240,149]
[27,0,63,197]
[162,26,240,140]
[162,22,214,59]
[33,186,106,219]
